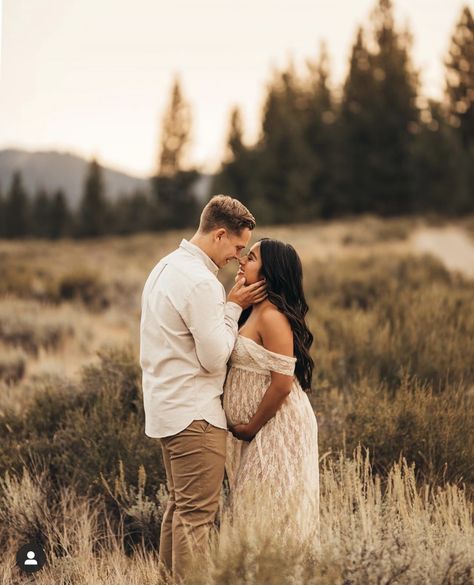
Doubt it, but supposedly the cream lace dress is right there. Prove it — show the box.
[223,334,320,543]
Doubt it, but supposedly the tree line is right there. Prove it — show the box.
[214,0,474,222]
[0,163,156,238]
[1,0,473,239]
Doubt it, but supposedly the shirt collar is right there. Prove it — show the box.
[179,238,219,276]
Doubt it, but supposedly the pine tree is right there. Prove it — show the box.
[412,99,467,214]
[444,5,474,211]
[152,75,198,229]
[0,184,5,238]
[303,41,340,218]
[212,106,259,210]
[112,190,152,234]
[340,27,377,214]
[445,5,474,150]
[5,171,30,238]
[50,189,71,239]
[370,0,420,214]
[212,107,244,195]
[257,63,315,223]
[78,159,109,237]
[151,170,200,229]
[32,188,51,238]
[226,106,246,161]
[340,0,420,216]
[158,75,192,177]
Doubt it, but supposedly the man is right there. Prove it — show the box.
[139,195,266,582]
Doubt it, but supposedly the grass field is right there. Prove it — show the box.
[0,214,473,584]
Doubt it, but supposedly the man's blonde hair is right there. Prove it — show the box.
[199,195,256,234]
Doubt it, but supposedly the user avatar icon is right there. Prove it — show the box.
[24,551,38,565]
[16,543,46,573]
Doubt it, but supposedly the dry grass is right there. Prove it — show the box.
[0,447,472,585]
[190,446,474,585]
[0,215,474,584]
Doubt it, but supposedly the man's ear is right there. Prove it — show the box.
[214,228,226,241]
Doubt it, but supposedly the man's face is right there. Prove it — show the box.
[213,227,252,268]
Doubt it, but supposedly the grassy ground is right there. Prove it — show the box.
[0,213,473,584]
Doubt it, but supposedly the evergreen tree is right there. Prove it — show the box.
[412,99,467,214]
[158,75,192,177]
[129,190,153,233]
[77,159,109,237]
[370,0,420,214]
[212,106,259,210]
[303,41,340,218]
[152,75,198,229]
[339,27,377,214]
[32,188,51,238]
[0,184,5,238]
[445,6,474,150]
[226,106,246,160]
[257,63,315,223]
[151,170,200,230]
[444,5,474,211]
[50,189,71,239]
[5,171,30,238]
[112,190,153,234]
[340,0,420,215]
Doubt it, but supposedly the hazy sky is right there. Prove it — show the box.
[0,0,472,177]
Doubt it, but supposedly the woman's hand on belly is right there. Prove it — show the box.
[229,422,257,442]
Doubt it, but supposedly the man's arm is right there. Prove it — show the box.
[181,279,242,374]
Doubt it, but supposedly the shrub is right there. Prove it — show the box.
[0,346,165,500]
[58,269,111,312]
[0,256,59,301]
[0,260,35,298]
[0,465,52,549]
[340,215,414,245]
[0,348,27,383]
[307,255,474,390]
[100,460,168,553]
[305,253,454,311]
[0,302,75,356]
[316,375,474,497]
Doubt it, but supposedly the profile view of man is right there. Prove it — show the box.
[139,194,266,582]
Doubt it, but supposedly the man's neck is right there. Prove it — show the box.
[189,233,216,266]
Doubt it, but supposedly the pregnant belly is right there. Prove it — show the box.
[223,366,270,426]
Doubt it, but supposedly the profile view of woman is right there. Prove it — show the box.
[223,237,320,541]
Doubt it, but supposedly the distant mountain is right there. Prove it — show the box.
[0,148,151,209]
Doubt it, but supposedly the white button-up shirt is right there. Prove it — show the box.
[139,238,242,438]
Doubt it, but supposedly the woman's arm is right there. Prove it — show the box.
[229,307,294,441]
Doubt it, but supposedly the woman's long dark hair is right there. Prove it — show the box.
[238,238,314,391]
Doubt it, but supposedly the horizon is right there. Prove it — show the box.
[0,0,472,179]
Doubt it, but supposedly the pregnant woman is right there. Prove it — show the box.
[223,238,320,543]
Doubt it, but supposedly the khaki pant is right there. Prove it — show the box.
[159,419,227,583]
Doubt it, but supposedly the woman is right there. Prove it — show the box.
[223,238,320,542]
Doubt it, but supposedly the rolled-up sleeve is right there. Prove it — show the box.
[181,279,242,373]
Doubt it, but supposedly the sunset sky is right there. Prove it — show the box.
[0,0,472,177]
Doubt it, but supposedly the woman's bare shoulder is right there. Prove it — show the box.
[257,304,293,356]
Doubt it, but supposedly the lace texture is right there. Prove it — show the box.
[223,335,320,542]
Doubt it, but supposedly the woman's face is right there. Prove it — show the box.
[236,242,262,285]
